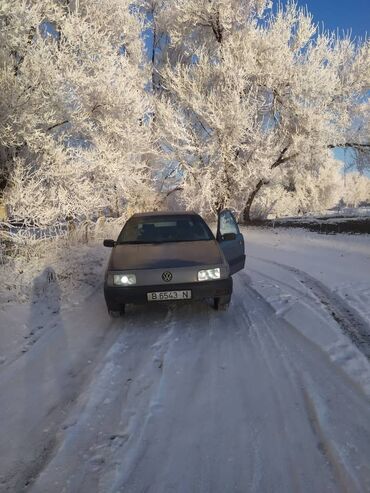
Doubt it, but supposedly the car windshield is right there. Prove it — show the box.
[117,215,214,244]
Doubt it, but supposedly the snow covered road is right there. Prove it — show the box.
[1,228,370,492]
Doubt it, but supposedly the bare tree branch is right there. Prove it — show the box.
[46,120,69,132]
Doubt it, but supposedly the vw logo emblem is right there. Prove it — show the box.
[162,271,172,282]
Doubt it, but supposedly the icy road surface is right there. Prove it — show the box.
[0,228,370,492]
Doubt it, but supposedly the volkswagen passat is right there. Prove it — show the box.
[103,210,245,316]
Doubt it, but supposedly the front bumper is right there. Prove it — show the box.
[104,277,232,309]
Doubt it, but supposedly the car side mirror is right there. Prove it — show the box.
[219,232,237,241]
[103,239,116,248]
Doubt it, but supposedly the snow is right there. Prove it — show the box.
[244,227,370,325]
[266,207,370,234]
[0,242,108,368]
[0,228,370,492]
[244,227,370,395]
[325,207,370,217]
[279,206,370,220]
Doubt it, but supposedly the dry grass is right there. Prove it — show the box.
[0,217,125,305]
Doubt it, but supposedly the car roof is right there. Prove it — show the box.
[131,211,198,218]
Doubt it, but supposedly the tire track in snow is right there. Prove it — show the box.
[234,277,339,490]
[235,273,370,492]
[111,303,216,492]
[9,325,122,492]
[301,384,361,493]
[2,289,170,492]
[26,303,181,493]
[16,280,370,493]
[249,255,370,359]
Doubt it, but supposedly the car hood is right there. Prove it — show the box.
[108,240,223,270]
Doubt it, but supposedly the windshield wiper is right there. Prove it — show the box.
[117,241,147,245]
[117,240,166,245]
[117,239,211,245]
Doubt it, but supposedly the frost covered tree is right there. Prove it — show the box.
[1,0,369,226]
[336,100,370,175]
[153,0,370,220]
[341,173,370,208]
[0,0,156,227]
[251,156,343,218]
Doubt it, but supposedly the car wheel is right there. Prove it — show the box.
[214,296,231,311]
[108,305,125,318]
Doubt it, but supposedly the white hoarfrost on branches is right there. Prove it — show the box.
[341,173,370,208]
[252,156,344,219]
[0,0,157,228]
[0,0,369,236]
[153,1,370,219]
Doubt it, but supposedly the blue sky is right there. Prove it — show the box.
[281,0,369,39]
[145,1,368,171]
[284,1,369,172]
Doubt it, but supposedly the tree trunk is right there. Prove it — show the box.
[151,15,157,93]
[242,141,369,224]
[214,161,234,214]
[242,179,266,223]
[214,199,225,215]
[242,146,293,223]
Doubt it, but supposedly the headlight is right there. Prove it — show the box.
[198,268,220,281]
[113,274,136,286]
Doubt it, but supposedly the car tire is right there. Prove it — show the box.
[214,296,231,311]
[108,305,125,318]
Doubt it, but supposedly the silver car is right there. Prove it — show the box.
[103,210,245,316]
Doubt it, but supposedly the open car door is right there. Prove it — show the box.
[216,209,245,275]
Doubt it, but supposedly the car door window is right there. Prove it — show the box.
[217,210,239,240]
[217,209,245,275]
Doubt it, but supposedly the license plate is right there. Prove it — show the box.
[147,290,192,301]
